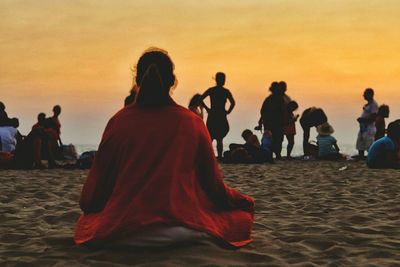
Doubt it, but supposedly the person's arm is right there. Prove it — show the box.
[226,90,235,114]
[196,121,254,212]
[200,89,211,112]
[79,119,118,214]
[334,143,340,153]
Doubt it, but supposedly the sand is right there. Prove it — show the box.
[1,161,400,266]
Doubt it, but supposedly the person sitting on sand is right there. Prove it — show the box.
[367,120,400,169]
[316,122,343,160]
[300,107,328,156]
[226,129,266,163]
[200,72,236,159]
[260,130,273,163]
[0,118,21,153]
[74,48,254,248]
[375,104,390,140]
[188,93,204,119]
[356,88,379,159]
[284,101,299,159]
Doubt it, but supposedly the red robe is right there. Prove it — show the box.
[74,100,254,247]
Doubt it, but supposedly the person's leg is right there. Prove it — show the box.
[302,125,310,156]
[47,140,58,168]
[216,138,223,159]
[358,150,365,158]
[286,134,295,158]
[32,137,46,169]
[276,129,284,159]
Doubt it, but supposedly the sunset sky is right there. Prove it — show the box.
[1,0,399,149]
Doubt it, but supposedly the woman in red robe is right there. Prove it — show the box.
[74,48,254,248]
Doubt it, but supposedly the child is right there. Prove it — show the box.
[261,130,273,163]
[316,122,342,160]
[375,104,390,140]
[188,94,204,119]
[367,120,400,169]
[284,101,299,158]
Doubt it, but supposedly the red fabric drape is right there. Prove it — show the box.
[74,101,254,247]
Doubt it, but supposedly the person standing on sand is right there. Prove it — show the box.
[200,72,236,159]
[356,88,379,159]
[258,82,286,159]
[74,48,254,248]
[299,107,328,156]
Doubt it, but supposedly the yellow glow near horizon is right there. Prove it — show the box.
[1,0,399,145]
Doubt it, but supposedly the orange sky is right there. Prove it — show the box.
[1,0,399,147]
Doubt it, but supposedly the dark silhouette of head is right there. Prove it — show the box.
[241,129,253,141]
[135,48,176,107]
[278,81,287,94]
[288,101,299,112]
[269,81,280,94]
[10,117,19,128]
[0,102,5,111]
[387,120,400,140]
[215,72,226,86]
[53,105,61,116]
[38,113,46,124]
[188,94,202,108]
[378,105,390,118]
[363,88,374,101]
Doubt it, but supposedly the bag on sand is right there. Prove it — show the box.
[62,144,78,161]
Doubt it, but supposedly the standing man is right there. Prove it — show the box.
[356,88,378,159]
[201,72,235,159]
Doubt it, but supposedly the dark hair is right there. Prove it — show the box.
[241,129,253,140]
[53,105,61,115]
[269,81,280,94]
[215,72,226,86]
[135,48,176,107]
[188,94,202,108]
[387,120,400,139]
[364,88,374,98]
[287,101,299,112]
[38,112,46,121]
[0,101,5,111]
[378,104,390,118]
[278,81,287,93]
[10,117,19,128]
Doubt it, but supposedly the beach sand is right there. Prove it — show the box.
[1,161,400,266]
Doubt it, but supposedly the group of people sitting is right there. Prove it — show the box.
[0,103,64,169]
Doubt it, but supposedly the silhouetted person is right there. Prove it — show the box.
[50,105,62,146]
[188,94,204,119]
[200,72,235,159]
[375,104,390,140]
[32,113,47,130]
[368,120,400,169]
[356,88,378,158]
[124,85,138,107]
[300,107,328,156]
[0,101,15,127]
[0,118,21,152]
[259,82,285,159]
